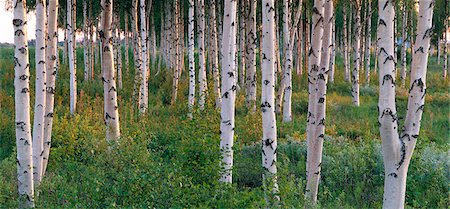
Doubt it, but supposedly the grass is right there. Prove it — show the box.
[0,46,448,208]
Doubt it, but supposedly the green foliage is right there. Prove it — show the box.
[0,46,448,208]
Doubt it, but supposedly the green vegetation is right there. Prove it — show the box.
[0,47,448,208]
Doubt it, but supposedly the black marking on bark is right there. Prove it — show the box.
[414,46,424,54]
[382,74,395,86]
[388,172,398,178]
[21,88,29,93]
[19,74,28,80]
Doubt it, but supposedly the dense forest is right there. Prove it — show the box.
[0,0,448,208]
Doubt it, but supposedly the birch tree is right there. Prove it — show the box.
[365,0,372,85]
[101,0,121,141]
[32,0,47,186]
[139,0,149,113]
[400,1,408,86]
[238,0,246,89]
[245,0,257,112]
[377,0,434,208]
[305,0,324,203]
[171,0,180,105]
[219,0,237,183]
[68,0,77,114]
[261,0,280,205]
[188,0,195,118]
[351,0,361,106]
[343,6,350,82]
[83,0,90,81]
[13,0,34,206]
[42,0,59,177]
[210,0,221,109]
[197,0,207,110]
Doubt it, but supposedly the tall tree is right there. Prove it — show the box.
[42,0,59,178]
[139,0,149,113]
[101,0,121,141]
[343,5,350,82]
[245,0,257,112]
[197,0,207,110]
[171,0,180,105]
[377,0,434,208]
[351,0,361,106]
[32,0,47,186]
[400,0,408,86]
[261,0,280,206]
[305,0,324,203]
[68,0,77,114]
[210,0,221,109]
[365,0,372,85]
[238,0,246,89]
[188,0,196,118]
[219,0,238,183]
[13,0,34,206]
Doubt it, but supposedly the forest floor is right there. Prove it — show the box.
[0,47,448,208]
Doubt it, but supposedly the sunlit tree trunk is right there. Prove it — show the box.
[83,0,89,81]
[131,0,142,106]
[197,0,207,110]
[68,0,77,114]
[13,0,34,206]
[305,0,324,204]
[101,0,121,141]
[210,0,221,109]
[329,18,335,83]
[351,1,361,106]
[245,0,257,112]
[219,0,238,183]
[32,0,47,186]
[378,1,434,208]
[171,0,180,105]
[261,0,280,206]
[42,0,59,178]
[139,0,149,112]
[238,0,246,89]
[297,16,303,76]
[343,6,350,82]
[365,0,372,85]
[188,0,195,118]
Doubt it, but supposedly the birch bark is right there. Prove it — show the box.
[188,0,195,118]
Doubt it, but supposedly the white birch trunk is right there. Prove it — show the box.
[171,0,180,105]
[32,0,47,186]
[125,14,130,75]
[352,2,361,106]
[68,0,77,114]
[83,0,89,81]
[139,0,148,113]
[197,0,207,110]
[365,0,372,85]
[443,16,448,79]
[219,0,238,183]
[343,7,350,82]
[42,0,59,177]
[400,2,408,86]
[116,13,123,89]
[238,0,246,89]
[210,0,221,109]
[305,0,324,203]
[245,0,257,112]
[188,0,196,118]
[261,0,280,206]
[329,19,335,83]
[13,0,34,206]
[378,1,434,208]
[101,0,121,141]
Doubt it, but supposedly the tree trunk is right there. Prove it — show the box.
[219,0,238,184]
[444,15,448,79]
[261,0,280,206]
[437,35,441,64]
[400,1,408,86]
[238,0,246,89]
[132,0,142,106]
[42,0,59,178]
[188,0,195,118]
[378,1,434,208]
[329,19,336,83]
[83,0,89,81]
[297,15,303,76]
[125,14,130,75]
[68,0,77,114]
[245,0,257,112]
[171,0,180,105]
[32,0,47,186]
[13,0,34,206]
[210,0,221,109]
[343,7,350,82]
[351,2,361,106]
[101,0,121,141]
[117,13,123,89]
[197,0,207,110]
[139,0,149,112]
[305,0,324,202]
[365,0,372,85]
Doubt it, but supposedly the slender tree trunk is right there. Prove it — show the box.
[329,19,336,83]
[245,0,257,112]
[297,17,303,76]
[171,0,180,105]
[400,2,408,86]
[13,0,34,206]
[437,35,441,64]
[197,0,207,110]
[89,0,94,79]
[238,0,246,89]
[211,0,222,109]
[139,0,149,112]
[68,0,77,114]
[219,0,238,184]
[63,17,68,64]
[83,0,89,81]
[101,0,121,141]
[42,0,59,178]
[352,2,361,106]
[117,13,123,89]
[261,0,280,205]
[444,13,448,79]
[305,0,324,204]
[343,7,350,82]
[365,0,372,85]
[378,1,434,208]
[125,14,130,75]
[32,0,47,186]
[188,0,196,118]
[132,0,142,106]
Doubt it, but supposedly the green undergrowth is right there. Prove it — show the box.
[0,47,448,208]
